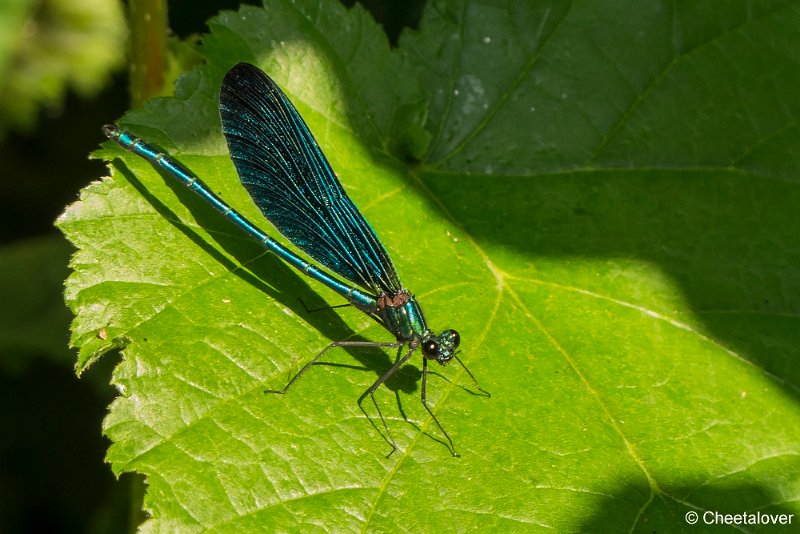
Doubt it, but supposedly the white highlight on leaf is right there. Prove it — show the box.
[459,74,486,115]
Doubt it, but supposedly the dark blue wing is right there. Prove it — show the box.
[219,63,401,296]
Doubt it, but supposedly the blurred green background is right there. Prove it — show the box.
[0,1,422,531]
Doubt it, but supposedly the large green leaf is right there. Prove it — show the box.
[57,0,800,531]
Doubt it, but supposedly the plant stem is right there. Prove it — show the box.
[128,0,168,108]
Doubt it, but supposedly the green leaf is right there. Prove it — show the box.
[57,0,800,531]
[0,0,126,136]
[0,235,73,371]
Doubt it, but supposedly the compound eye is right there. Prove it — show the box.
[447,329,460,348]
[422,339,439,358]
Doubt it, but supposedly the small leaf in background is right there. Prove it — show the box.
[0,235,72,371]
[0,0,126,137]
[57,0,800,531]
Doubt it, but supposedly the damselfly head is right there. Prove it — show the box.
[421,329,460,365]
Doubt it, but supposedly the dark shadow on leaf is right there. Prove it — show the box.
[309,342,459,452]
[426,369,488,397]
[312,354,420,395]
[576,478,799,533]
[424,171,800,405]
